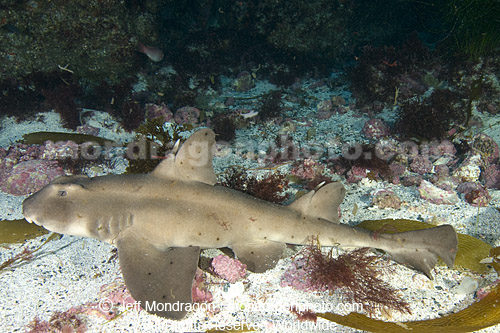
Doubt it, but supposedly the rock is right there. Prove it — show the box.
[453,154,482,183]
[211,254,247,283]
[362,118,390,139]
[410,155,433,175]
[232,71,255,92]
[371,189,402,209]
[418,180,459,205]
[0,160,64,196]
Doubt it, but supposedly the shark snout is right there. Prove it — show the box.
[22,196,40,225]
[22,204,35,224]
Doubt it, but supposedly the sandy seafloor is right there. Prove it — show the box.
[1,75,500,332]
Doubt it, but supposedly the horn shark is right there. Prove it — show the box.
[22,128,458,319]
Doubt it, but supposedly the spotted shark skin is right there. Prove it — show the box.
[23,128,458,319]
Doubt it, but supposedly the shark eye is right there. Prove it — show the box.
[58,190,67,197]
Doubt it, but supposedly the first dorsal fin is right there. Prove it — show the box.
[289,182,345,223]
[152,128,217,185]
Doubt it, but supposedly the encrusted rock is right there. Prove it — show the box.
[371,189,402,209]
[232,71,255,92]
[457,182,491,207]
[410,155,433,175]
[418,180,459,205]
[0,160,64,196]
[452,154,482,183]
[145,103,173,122]
[316,100,333,119]
[471,133,499,166]
[363,118,390,140]
[211,254,247,283]
[41,140,80,160]
[174,106,201,125]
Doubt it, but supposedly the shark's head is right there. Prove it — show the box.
[22,175,95,238]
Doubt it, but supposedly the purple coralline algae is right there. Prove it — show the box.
[428,140,457,159]
[484,163,500,189]
[410,155,433,175]
[362,118,390,139]
[0,160,64,196]
[430,164,451,184]
[389,161,406,177]
[457,182,491,207]
[145,103,174,122]
[191,269,213,303]
[346,166,368,183]
[0,143,67,196]
[211,254,247,283]
[174,106,201,125]
[291,158,325,180]
[67,278,140,321]
[0,144,42,165]
[98,278,137,311]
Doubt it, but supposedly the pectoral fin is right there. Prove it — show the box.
[117,232,200,319]
[231,241,286,273]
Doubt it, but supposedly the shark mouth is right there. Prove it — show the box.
[24,216,41,226]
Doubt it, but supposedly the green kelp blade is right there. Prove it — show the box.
[318,282,500,332]
[203,286,500,332]
[357,218,491,274]
[0,219,48,244]
[489,247,500,273]
[22,132,117,146]
[316,218,500,332]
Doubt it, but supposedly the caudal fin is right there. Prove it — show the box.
[383,225,458,279]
